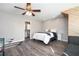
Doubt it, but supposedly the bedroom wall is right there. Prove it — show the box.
[0,11,43,44]
[0,10,68,44]
[0,12,25,44]
[68,14,79,36]
[43,14,68,42]
[29,20,43,39]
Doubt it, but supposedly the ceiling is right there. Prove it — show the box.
[0,3,79,21]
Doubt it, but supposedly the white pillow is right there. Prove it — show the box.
[50,29,56,32]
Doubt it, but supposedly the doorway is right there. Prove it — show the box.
[25,21,30,41]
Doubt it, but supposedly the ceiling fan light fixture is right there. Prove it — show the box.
[26,11,32,16]
[14,3,41,16]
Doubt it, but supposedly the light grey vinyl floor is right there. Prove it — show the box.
[5,40,67,56]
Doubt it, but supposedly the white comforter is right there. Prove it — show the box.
[32,32,54,44]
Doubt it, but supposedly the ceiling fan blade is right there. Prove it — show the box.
[14,6,25,10]
[32,12,35,16]
[32,9,41,12]
[22,12,26,15]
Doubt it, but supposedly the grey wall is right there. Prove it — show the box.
[26,14,68,42]
[0,12,25,44]
[0,10,44,44]
[25,19,43,39]
[0,11,68,44]
[43,14,68,42]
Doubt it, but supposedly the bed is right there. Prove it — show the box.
[32,32,57,44]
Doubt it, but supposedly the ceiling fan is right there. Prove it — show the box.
[14,3,41,16]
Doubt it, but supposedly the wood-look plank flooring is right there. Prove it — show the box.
[5,40,68,56]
